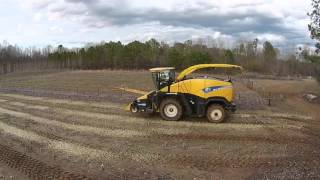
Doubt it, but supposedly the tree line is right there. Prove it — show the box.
[0,39,319,80]
[307,0,320,82]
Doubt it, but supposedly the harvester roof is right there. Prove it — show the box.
[149,67,175,72]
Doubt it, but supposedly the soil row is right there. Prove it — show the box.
[0,144,91,180]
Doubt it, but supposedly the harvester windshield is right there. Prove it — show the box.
[149,67,175,90]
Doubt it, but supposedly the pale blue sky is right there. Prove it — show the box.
[0,0,314,50]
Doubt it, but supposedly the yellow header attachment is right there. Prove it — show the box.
[176,64,243,81]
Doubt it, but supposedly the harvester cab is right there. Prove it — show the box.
[150,67,176,90]
[128,64,243,123]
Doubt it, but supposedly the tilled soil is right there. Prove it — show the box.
[0,162,28,180]
[0,91,319,179]
[0,144,90,180]
[0,80,267,110]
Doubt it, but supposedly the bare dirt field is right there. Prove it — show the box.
[0,70,319,179]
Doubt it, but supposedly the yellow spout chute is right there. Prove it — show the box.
[176,64,243,81]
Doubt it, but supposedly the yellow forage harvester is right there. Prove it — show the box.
[127,64,243,123]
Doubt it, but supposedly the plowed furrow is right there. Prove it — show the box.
[0,115,290,164]
[166,153,320,172]
[153,133,312,145]
[0,102,311,148]
[0,120,160,164]
[0,95,301,132]
[0,99,303,136]
[0,93,122,109]
[0,115,288,174]
[0,98,128,119]
[0,123,169,179]
[0,144,91,180]
[0,106,146,138]
[0,117,122,156]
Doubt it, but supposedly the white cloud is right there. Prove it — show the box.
[20,0,54,9]
[257,33,286,43]
[49,26,63,33]
[33,12,42,22]
[0,0,314,49]
[17,24,23,33]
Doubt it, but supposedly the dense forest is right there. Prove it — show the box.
[0,39,319,81]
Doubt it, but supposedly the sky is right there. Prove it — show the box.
[0,0,315,51]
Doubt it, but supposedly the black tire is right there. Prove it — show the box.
[159,98,183,121]
[130,104,138,114]
[206,104,226,123]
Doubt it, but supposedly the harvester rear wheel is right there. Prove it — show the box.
[160,98,182,121]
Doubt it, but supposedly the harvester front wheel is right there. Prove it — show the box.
[130,104,138,114]
[207,104,226,123]
[160,98,182,121]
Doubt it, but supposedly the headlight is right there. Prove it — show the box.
[204,87,212,93]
